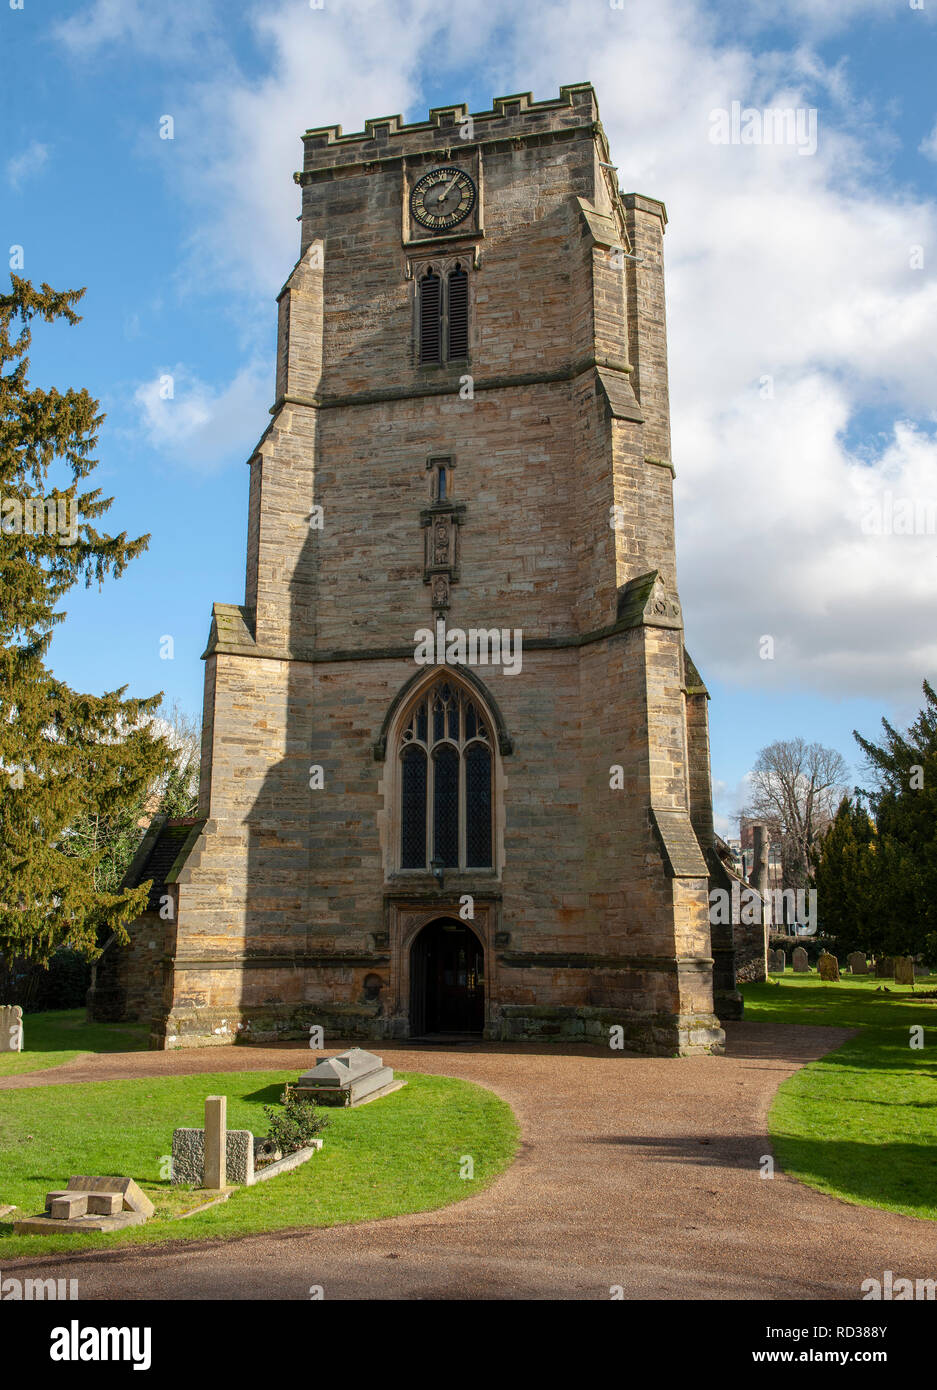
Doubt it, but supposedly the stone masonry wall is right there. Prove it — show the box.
[140,84,725,1054]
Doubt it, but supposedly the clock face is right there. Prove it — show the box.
[410,166,476,231]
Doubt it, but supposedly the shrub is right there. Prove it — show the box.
[262,1085,328,1155]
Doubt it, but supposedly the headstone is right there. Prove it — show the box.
[171,1128,254,1186]
[65,1175,155,1217]
[13,1175,152,1235]
[295,1047,404,1107]
[204,1095,226,1190]
[914,964,930,978]
[768,949,785,974]
[894,956,915,985]
[818,952,840,982]
[874,957,894,978]
[792,946,809,973]
[848,952,869,975]
[0,1004,23,1052]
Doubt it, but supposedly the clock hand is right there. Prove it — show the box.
[437,172,461,205]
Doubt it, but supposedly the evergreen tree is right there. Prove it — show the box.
[853,681,937,958]
[0,276,174,963]
[811,796,877,956]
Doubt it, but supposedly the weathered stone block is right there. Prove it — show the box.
[0,1004,23,1052]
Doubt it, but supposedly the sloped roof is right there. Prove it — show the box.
[123,817,205,910]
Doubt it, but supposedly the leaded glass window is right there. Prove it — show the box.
[465,742,492,868]
[400,745,427,869]
[397,678,493,871]
[433,744,459,867]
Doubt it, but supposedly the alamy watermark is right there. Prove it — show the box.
[862,1270,936,1300]
[414,617,523,676]
[860,491,937,536]
[709,101,818,157]
[1,1272,78,1300]
[710,883,817,933]
[1,494,78,544]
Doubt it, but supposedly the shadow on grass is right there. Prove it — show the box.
[242,1082,290,1105]
[770,1134,937,1217]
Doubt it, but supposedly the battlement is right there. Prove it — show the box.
[298,83,599,177]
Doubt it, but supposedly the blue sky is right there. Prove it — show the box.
[3,0,936,833]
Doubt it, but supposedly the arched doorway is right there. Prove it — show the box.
[410,919,484,1036]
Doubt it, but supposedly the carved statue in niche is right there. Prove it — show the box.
[433,518,450,565]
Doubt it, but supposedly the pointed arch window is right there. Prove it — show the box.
[398,678,493,870]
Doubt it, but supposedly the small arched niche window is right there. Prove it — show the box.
[399,678,492,871]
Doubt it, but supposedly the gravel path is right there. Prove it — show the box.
[2,1023,931,1299]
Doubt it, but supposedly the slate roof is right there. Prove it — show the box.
[123,817,205,911]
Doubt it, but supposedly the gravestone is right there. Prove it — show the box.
[792,946,809,973]
[894,956,915,985]
[204,1095,226,1190]
[0,1004,23,1052]
[848,952,869,975]
[295,1047,404,1107]
[914,964,930,978]
[768,949,785,974]
[874,958,894,979]
[171,1128,254,1186]
[13,1175,153,1235]
[818,952,840,982]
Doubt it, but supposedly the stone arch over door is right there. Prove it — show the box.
[409,916,485,1036]
[386,899,499,1037]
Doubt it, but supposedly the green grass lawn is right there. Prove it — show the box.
[742,972,937,1221]
[0,1069,519,1257]
[0,1009,148,1078]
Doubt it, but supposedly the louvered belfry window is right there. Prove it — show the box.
[447,265,469,359]
[398,678,493,870]
[418,264,469,364]
[419,269,442,364]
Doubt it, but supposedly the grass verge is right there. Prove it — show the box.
[0,1068,519,1257]
[743,972,937,1220]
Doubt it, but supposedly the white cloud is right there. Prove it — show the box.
[64,0,937,705]
[53,0,216,58]
[133,362,270,471]
[6,141,50,191]
[920,119,937,161]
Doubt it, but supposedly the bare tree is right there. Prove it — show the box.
[147,700,201,820]
[742,738,849,888]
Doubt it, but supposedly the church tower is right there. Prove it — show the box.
[98,84,731,1055]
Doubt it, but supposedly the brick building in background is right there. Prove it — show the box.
[90,84,738,1054]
